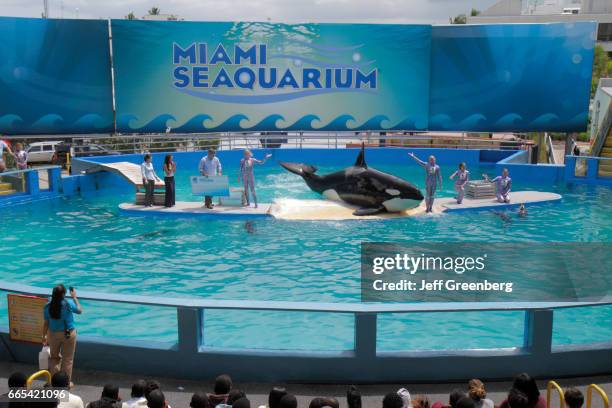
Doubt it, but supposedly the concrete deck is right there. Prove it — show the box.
[0,361,610,408]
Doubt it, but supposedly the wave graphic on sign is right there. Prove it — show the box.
[116,113,425,133]
[176,87,377,104]
[0,113,113,134]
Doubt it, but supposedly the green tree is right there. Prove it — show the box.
[470,8,480,16]
[125,11,136,20]
[450,14,467,24]
[591,45,609,96]
[148,7,160,15]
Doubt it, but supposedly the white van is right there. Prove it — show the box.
[27,141,63,163]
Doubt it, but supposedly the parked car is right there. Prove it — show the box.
[26,141,63,163]
[52,143,120,168]
[260,132,288,148]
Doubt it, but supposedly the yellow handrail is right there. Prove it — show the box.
[547,381,566,408]
[26,370,51,388]
[587,384,609,408]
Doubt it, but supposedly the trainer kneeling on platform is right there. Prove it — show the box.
[43,284,83,387]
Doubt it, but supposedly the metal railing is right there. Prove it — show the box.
[1,133,532,158]
[68,133,532,155]
[0,280,611,382]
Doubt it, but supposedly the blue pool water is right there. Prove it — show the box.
[1,162,611,351]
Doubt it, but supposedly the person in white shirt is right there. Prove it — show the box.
[198,149,222,209]
[122,380,148,408]
[52,371,84,408]
[0,139,13,173]
[141,154,161,207]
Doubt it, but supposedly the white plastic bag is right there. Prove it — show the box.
[38,346,50,370]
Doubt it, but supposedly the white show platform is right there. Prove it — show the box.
[439,191,562,212]
[119,202,272,219]
[119,191,561,220]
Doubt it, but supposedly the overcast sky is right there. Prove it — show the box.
[1,0,498,23]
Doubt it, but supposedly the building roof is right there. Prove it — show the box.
[480,0,612,17]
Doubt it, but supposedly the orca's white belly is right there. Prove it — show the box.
[322,189,342,202]
[382,197,422,212]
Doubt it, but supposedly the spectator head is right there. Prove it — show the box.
[412,395,430,408]
[269,387,288,408]
[147,389,166,408]
[208,149,216,158]
[8,372,27,388]
[132,380,147,399]
[383,392,404,408]
[397,389,411,408]
[233,397,251,408]
[449,389,465,408]
[564,388,584,408]
[145,380,161,399]
[507,389,530,408]
[512,373,540,405]
[455,397,475,408]
[102,384,120,401]
[144,154,152,162]
[279,394,298,408]
[214,374,232,395]
[347,386,362,408]
[468,380,487,402]
[228,389,246,405]
[309,397,339,408]
[51,371,70,388]
[190,392,210,408]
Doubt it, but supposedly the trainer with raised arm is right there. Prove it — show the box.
[198,149,222,209]
[408,152,442,213]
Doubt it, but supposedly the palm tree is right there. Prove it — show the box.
[148,7,160,15]
[125,11,136,20]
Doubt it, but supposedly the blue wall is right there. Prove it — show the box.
[72,147,582,198]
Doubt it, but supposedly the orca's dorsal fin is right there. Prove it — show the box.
[354,143,368,168]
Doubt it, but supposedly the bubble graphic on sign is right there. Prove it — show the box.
[294,59,302,67]
[239,72,250,83]
[13,67,24,79]
[352,53,361,62]
[497,70,511,83]
[572,54,583,64]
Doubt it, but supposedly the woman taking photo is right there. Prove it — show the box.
[163,154,176,207]
[42,284,82,386]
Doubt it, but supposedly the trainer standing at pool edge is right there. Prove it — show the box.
[43,284,82,386]
[199,149,222,209]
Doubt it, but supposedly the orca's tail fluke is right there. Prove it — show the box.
[278,161,318,178]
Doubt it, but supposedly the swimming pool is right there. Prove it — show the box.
[1,160,611,351]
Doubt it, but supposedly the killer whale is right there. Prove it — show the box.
[279,145,424,216]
